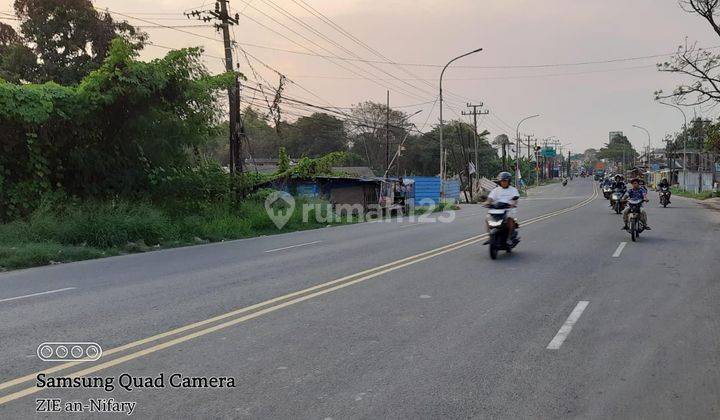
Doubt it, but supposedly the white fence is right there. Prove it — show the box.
[678,171,716,193]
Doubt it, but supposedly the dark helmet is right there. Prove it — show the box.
[497,171,512,182]
[614,174,621,180]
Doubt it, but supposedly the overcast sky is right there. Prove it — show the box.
[3,0,719,153]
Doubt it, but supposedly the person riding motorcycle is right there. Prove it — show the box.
[609,174,626,207]
[485,171,519,245]
[611,174,626,191]
[658,178,671,204]
[621,178,651,231]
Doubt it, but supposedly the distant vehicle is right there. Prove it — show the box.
[594,169,605,181]
[659,186,671,208]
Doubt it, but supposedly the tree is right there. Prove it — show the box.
[348,101,410,172]
[284,112,348,157]
[8,0,146,84]
[0,23,36,82]
[597,134,638,167]
[0,38,235,219]
[400,121,500,177]
[243,107,282,159]
[656,1,720,106]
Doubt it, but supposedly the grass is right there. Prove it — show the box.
[0,196,354,271]
[670,186,720,200]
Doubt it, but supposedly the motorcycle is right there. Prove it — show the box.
[602,185,613,199]
[610,188,625,214]
[485,201,520,260]
[627,199,646,242]
[659,187,671,208]
[562,178,568,187]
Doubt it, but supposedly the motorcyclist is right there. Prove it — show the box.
[658,177,671,203]
[609,174,625,207]
[611,174,626,191]
[621,178,651,231]
[485,171,519,245]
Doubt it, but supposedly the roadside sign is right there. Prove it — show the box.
[541,147,556,158]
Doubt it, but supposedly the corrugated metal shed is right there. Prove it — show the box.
[408,176,460,205]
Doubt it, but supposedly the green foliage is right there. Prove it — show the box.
[284,112,348,157]
[670,186,719,200]
[278,147,290,172]
[0,38,236,220]
[0,192,351,270]
[597,134,638,164]
[402,121,501,177]
[290,151,348,178]
[9,0,146,84]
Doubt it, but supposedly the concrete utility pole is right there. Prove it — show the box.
[439,48,483,199]
[526,135,532,159]
[186,1,243,173]
[386,90,390,175]
[462,103,489,186]
[515,114,540,188]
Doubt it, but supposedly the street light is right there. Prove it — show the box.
[515,114,540,187]
[659,102,688,188]
[439,47,483,199]
[632,124,651,166]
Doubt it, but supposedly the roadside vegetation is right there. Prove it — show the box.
[670,186,720,200]
[0,0,522,270]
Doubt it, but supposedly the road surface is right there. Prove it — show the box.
[1,178,719,418]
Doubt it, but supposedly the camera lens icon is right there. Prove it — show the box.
[36,342,102,362]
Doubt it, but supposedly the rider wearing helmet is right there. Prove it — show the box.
[657,177,671,203]
[622,178,651,231]
[610,174,626,207]
[485,171,520,245]
[611,174,625,191]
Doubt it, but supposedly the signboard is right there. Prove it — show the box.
[541,147,556,158]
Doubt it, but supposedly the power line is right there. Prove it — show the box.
[232,1,432,102]
[220,38,720,69]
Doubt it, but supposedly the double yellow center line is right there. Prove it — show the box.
[0,183,597,406]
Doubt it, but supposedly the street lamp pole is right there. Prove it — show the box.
[659,102,688,188]
[515,114,540,187]
[439,47,483,200]
[632,124,651,167]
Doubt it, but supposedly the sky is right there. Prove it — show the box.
[2,0,719,154]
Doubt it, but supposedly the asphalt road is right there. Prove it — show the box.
[1,178,719,419]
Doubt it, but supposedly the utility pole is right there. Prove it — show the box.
[462,103,489,198]
[186,1,242,173]
[567,150,571,178]
[526,135,532,159]
[386,90,390,176]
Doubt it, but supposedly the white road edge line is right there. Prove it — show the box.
[0,287,77,303]
[547,301,590,350]
[264,240,323,253]
[612,242,627,258]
